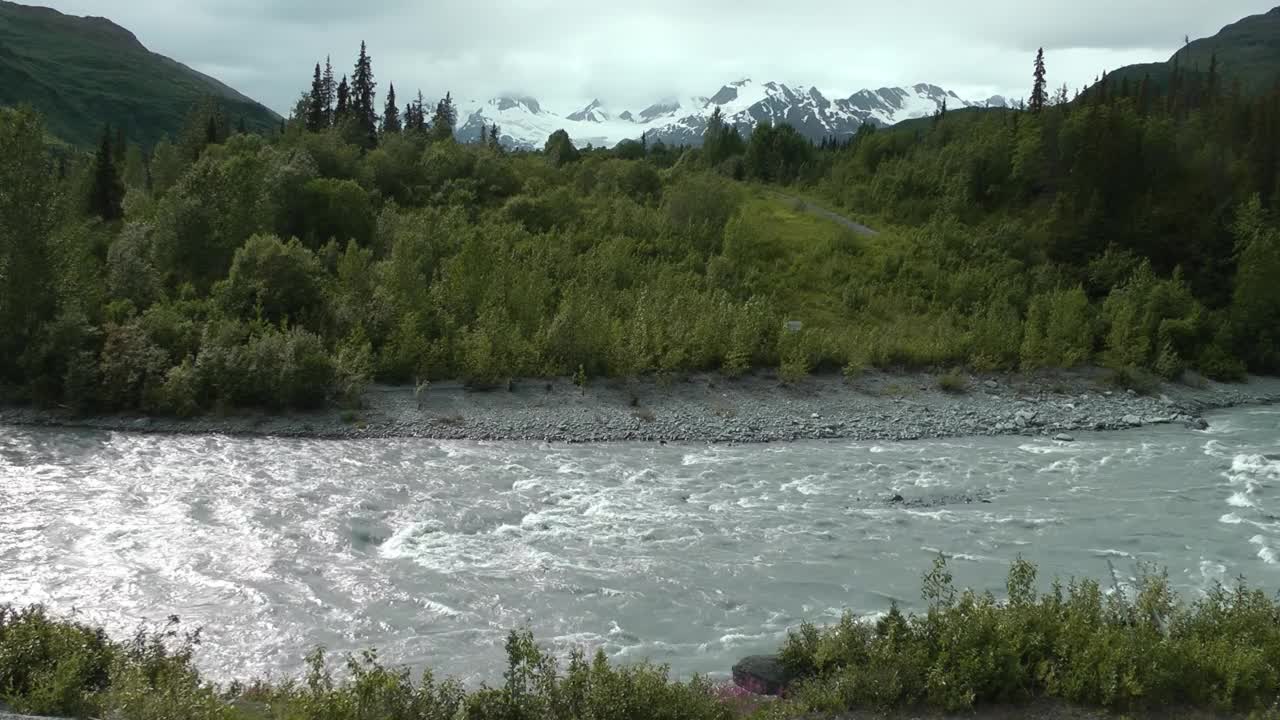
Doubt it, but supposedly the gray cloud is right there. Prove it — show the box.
[35,0,1276,115]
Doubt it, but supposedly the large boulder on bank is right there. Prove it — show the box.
[732,654,795,696]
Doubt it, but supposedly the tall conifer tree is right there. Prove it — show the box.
[89,125,124,221]
[1030,48,1048,113]
[307,62,327,131]
[431,92,457,141]
[322,56,336,125]
[382,83,401,134]
[351,41,378,145]
[335,76,350,120]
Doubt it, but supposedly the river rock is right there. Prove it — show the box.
[1054,433,1075,442]
[731,654,794,696]
[1122,414,1142,427]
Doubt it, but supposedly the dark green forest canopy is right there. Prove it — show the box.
[0,0,280,148]
[2,25,1280,415]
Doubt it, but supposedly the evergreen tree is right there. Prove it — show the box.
[307,62,327,132]
[478,123,487,145]
[351,42,378,146]
[489,123,503,151]
[236,117,247,135]
[335,76,351,121]
[382,83,401,134]
[431,93,457,142]
[704,106,725,162]
[322,56,336,125]
[407,91,428,132]
[89,125,124,221]
[545,129,579,166]
[1030,48,1048,114]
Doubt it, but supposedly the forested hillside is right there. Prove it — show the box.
[0,0,280,148]
[1108,6,1280,96]
[1,30,1279,416]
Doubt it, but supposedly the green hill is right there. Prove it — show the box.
[0,0,280,148]
[1108,6,1280,94]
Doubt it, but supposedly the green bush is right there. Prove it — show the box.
[780,557,1280,715]
[215,233,327,328]
[0,612,730,720]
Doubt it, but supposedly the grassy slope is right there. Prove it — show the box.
[734,187,894,329]
[1108,6,1280,93]
[0,0,280,148]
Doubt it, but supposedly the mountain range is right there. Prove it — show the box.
[3,0,1278,152]
[457,80,1011,149]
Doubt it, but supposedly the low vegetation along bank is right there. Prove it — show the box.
[5,559,1280,719]
[2,44,1280,418]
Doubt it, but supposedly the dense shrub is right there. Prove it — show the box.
[0,612,730,720]
[778,558,1280,715]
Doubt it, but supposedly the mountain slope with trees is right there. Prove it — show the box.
[0,0,280,148]
[1106,6,1280,97]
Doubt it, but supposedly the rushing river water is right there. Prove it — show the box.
[2,406,1278,685]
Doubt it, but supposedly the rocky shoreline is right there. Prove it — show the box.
[3,368,1278,443]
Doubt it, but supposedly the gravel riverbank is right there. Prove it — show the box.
[3,368,1278,443]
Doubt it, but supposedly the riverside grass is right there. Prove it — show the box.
[5,560,1280,719]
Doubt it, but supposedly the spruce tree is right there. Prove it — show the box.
[335,76,350,121]
[489,123,502,151]
[409,91,427,132]
[704,106,725,164]
[89,125,124,221]
[430,93,457,142]
[322,56,336,125]
[1030,48,1048,113]
[307,62,327,131]
[351,41,378,145]
[478,123,487,145]
[382,83,401,134]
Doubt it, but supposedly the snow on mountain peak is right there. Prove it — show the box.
[456,80,1008,150]
[567,98,611,123]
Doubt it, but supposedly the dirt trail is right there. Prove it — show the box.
[773,192,880,236]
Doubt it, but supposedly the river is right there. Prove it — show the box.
[2,406,1277,685]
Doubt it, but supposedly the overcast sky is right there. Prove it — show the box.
[34,0,1279,115]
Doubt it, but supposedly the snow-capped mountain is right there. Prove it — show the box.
[455,79,1011,150]
[566,99,611,123]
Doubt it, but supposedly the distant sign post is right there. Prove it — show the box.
[785,320,802,333]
